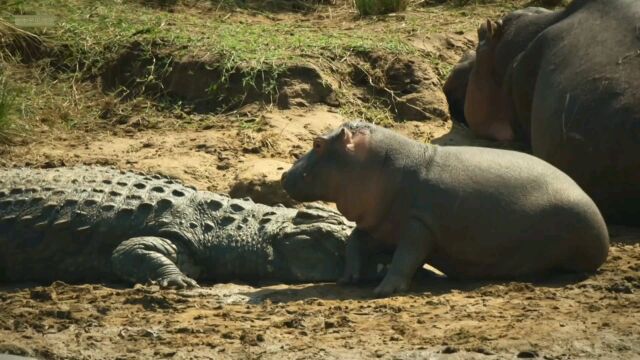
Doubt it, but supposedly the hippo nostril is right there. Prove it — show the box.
[281,171,288,183]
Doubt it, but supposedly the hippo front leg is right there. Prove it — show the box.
[338,229,369,284]
[111,237,200,289]
[374,219,432,297]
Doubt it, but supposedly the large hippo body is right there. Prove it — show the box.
[446,0,640,225]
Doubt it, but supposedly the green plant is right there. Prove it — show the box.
[354,0,408,15]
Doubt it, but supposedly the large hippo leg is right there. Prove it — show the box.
[373,219,432,297]
[111,236,200,288]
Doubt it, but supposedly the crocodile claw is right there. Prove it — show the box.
[158,274,200,289]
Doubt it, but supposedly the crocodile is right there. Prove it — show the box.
[0,166,386,288]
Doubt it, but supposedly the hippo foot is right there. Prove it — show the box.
[373,273,410,297]
[158,274,200,289]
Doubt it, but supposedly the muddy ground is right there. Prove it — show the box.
[1,235,640,359]
[1,0,639,359]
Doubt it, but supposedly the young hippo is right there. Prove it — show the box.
[281,121,609,297]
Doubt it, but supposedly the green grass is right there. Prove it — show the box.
[0,0,539,130]
[355,0,408,15]
[1,0,415,74]
[0,0,418,114]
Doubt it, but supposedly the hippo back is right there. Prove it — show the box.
[513,0,640,224]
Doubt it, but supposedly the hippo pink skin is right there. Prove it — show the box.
[448,0,640,226]
[281,121,609,297]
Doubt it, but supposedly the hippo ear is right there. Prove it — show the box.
[492,20,504,42]
[478,21,489,41]
[486,19,503,44]
[339,128,355,152]
[486,19,493,37]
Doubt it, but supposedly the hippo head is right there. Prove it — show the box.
[281,124,363,202]
[443,50,476,126]
[463,19,515,141]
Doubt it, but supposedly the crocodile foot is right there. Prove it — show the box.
[158,274,200,289]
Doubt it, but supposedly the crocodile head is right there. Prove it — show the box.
[269,204,353,282]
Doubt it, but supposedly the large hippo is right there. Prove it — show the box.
[281,121,609,296]
[445,0,640,226]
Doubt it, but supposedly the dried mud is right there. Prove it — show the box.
[0,239,639,359]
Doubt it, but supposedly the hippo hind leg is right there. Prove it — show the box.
[558,212,610,275]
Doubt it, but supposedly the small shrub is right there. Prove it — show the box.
[355,0,408,15]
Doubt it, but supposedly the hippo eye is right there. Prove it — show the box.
[313,138,326,151]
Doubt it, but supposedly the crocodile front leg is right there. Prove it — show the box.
[111,237,200,289]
